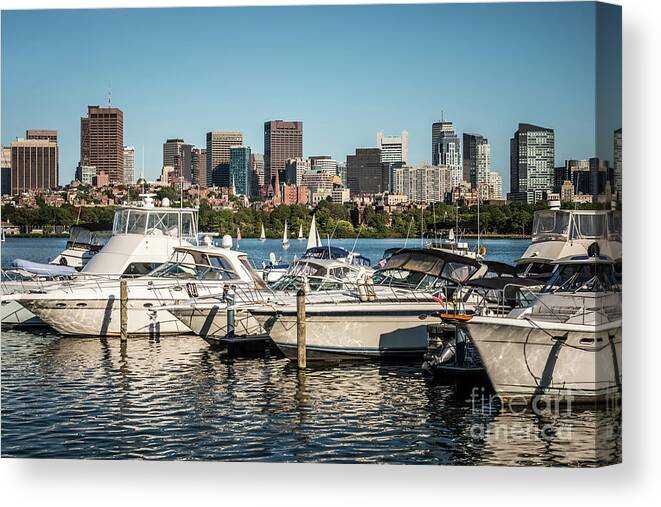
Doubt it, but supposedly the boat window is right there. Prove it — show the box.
[181,212,196,239]
[532,211,570,242]
[147,211,180,237]
[289,261,326,278]
[542,263,619,293]
[126,210,148,235]
[122,262,162,277]
[570,214,607,240]
[608,212,622,241]
[113,210,129,234]
[238,256,267,289]
[372,269,445,290]
[441,261,477,283]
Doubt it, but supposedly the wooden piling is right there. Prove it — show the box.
[296,289,306,369]
[120,279,128,342]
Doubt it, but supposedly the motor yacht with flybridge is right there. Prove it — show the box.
[452,251,621,403]
[516,203,621,282]
[1,194,199,328]
[14,236,267,337]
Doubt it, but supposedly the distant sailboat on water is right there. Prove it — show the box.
[282,220,290,250]
[298,223,304,240]
[236,226,242,249]
[259,223,266,241]
[306,215,322,250]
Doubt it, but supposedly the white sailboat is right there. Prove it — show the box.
[306,215,322,250]
[259,223,266,242]
[282,221,290,250]
[236,226,242,249]
[298,223,304,240]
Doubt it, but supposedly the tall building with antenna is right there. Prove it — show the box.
[80,105,124,185]
[431,115,462,186]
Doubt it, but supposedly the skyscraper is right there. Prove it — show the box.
[463,133,491,193]
[488,171,503,200]
[26,130,58,142]
[80,105,124,184]
[206,131,243,187]
[376,131,408,164]
[123,146,135,185]
[10,132,59,193]
[284,158,310,186]
[431,121,462,186]
[614,128,622,201]
[346,148,385,195]
[509,123,555,202]
[163,139,185,167]
[264,120,303,189]
[251,153,264,190]
[192,148,207,187]
[162,139,192,182]
[393,164,452,204]
[229,145,252,197]
[1,147,11,196]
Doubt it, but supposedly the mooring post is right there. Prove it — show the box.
[296,289,306,369]
[226,285,236,337]
[120,279,128,343]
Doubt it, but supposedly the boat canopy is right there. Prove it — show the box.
[11,259,76,277]
[378,248,481,283]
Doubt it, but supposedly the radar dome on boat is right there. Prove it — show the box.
[221,234,233,249]
[161,197,171,207]
[202,235,213,246]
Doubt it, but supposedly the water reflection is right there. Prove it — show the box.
[1,328,620,465]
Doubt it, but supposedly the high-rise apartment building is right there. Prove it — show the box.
[488,171,503,200]
[613,128,622,201]
[229,145,253,197]
[264,120,303,189]
[10,133,59,194]
[509,123,555,202]
[123,146,135,185]
[431,121,462,186]
[206,131,243,187]
[1,147,11,196]
[346,148,385,195]
[251,153,265,190]
[80,106,124,184]
[284,158,310,186]
[393,164,452,204]
[192,148,207,187]
[376,131,408,165]
[462,133,490,192]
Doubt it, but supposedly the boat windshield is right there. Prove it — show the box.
[372,269,447,290]
[270,261,355,292]
[112,208,198,241]
[542,262,620,293]
[148,250,239,281]
[531,211,571,243]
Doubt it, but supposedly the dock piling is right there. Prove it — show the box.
[297,289,306,369]
[120,279,128,342]
[226,286,236,338]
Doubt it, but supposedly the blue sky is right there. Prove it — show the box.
[1,3,621,188]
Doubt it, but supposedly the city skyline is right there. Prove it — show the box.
[1,3,621,187]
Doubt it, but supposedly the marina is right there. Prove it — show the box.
[0,206,621,465]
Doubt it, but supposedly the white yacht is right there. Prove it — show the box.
[165,256,372,345]
[14,241,265,337]
[516,205,621,281]
[1,195,199,327]
[459,254,622,402]
[249,249,491,360]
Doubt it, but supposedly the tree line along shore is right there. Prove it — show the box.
[1,197,611,240]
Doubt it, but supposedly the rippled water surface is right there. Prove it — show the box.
[1,329,620,465]
[1,238,620,465]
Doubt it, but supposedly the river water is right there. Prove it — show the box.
[0,238,621,465]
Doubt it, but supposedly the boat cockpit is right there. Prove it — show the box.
[270,259,365,292]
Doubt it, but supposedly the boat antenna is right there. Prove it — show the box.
[404,216,414,248]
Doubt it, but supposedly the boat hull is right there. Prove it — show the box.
[20,297,191,337]
[465,317,622,403]
[171,304,263,340]
[252,303,441,360]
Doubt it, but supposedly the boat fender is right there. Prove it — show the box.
[358,283,368,302]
